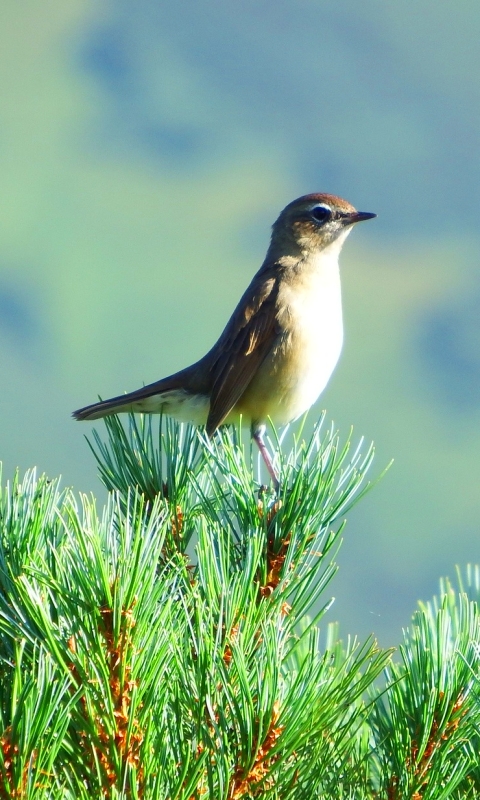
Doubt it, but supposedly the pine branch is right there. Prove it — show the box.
[0,416,477,798]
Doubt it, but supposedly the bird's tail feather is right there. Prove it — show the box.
[73,391,150,421]
[73,364,207,422]
[73,377,184,421]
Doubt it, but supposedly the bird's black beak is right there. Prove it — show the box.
[343,211,377,226]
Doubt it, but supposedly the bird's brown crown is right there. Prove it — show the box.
[268,192,361,259]
[283,193,357,216]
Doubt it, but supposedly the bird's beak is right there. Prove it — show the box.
[343,211,377,226]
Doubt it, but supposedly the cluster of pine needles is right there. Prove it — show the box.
[0,414,479,798]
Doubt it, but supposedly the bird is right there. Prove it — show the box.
[73,193,376,488]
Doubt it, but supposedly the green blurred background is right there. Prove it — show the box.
[1,1,479,645]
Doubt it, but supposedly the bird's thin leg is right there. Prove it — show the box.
[252,425,279,491]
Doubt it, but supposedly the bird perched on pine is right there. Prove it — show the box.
[74,193,376,487]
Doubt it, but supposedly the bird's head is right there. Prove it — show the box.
[269,193,376,259]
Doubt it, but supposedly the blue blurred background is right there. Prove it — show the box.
[1,1,479,645]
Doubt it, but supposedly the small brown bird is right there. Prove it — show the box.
[74,194,376,487]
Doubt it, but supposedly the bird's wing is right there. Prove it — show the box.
[206,275,279,434]
[74,273,280,429]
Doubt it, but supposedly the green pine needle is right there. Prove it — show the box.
[0,416,477,798]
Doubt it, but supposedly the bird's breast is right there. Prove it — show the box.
[238,255,343,425]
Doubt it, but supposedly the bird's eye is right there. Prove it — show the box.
[311,204,332,224]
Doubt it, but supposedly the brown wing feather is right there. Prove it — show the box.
[74,271,280,429]
[206,276,279,434]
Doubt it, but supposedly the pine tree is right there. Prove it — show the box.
[0,415,478,798]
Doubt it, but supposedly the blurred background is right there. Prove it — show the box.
[1,0,479,645]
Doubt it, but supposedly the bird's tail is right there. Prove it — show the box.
[73,370,198,421]
[73,390,151,421]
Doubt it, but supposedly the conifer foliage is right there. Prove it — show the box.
[0,415,478,798]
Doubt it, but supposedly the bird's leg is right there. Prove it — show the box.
[252,425,279,491]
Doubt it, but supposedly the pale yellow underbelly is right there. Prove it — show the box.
[235,324,343,425]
